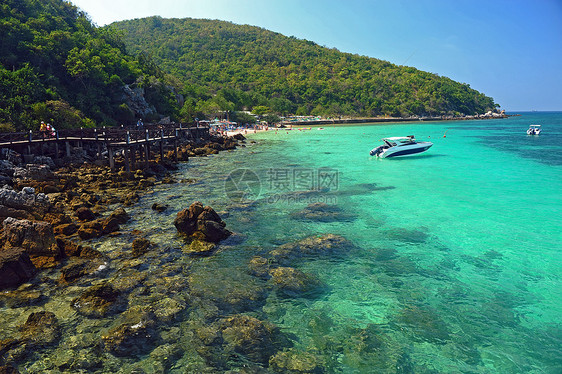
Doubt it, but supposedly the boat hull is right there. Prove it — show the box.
[380,142,433,158]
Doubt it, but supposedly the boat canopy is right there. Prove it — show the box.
[529,124,541,128]
[382,136,416,145]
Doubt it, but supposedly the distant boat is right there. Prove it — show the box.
[369,136,433,158]
[527,124,541,135]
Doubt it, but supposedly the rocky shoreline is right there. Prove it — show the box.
[0,130,370,373]
[0,133,264,371]
[280,110,510,127]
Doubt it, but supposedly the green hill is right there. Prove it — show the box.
[112,16,499,119]
[0,0,178,131]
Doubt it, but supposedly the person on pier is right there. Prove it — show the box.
[40,121,47,138]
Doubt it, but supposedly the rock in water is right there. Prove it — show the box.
[269,349,325,373]
[0,247,36,290]
[19,311,60,347]
[131,238,151,257]
[173,201,203,235]
[75,207,96,221]
[174,202,231,242]
[290,202,356,222]
[184,239,216,255]
[2,218,60,268]
[269,267,322,296]
[151,203,168,212]
[102,311,158,356]
[71,283,121,318]
[220,315,280,364]
[0,365,20,374]
[269,234,354,265]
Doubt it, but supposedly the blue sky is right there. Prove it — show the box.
[69,0,562,111]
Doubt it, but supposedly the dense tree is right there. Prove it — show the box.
[0,0,179,130]
[113,17,499,118]
[1,1,499,130]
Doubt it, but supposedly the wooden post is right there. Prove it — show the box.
[95,129,102,160]
[174,129,179,162]
[159,128,164,161]
[54,130,59,160]
[65,141,71,157]
[108,146,115,171]
[130,145,135,169]
[144,129,149,165]
[27,130,32,155]
[124,147,130,172]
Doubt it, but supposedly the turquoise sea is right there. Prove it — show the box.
[2,112,561,373]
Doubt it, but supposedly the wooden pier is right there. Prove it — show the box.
[0,123,210,172]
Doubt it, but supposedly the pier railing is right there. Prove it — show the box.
[0,123,208,147]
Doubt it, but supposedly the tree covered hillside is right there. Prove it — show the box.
[0,0,178,131]
[113,16,498,119]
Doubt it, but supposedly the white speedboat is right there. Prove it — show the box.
[527,124,541,135]
[369,136,433,158]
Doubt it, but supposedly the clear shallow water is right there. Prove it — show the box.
[2,113,561,373]
[188,112,562,372]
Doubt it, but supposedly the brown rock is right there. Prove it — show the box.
[197,220,231,243]
[79,246,103,259]
[199,205,222,223]
[174,201,204,235]
[2,217,59,257]
[19,311,60,346]
[102,312,158,356]
[59,258,104,283]
[29,255,58,269]
[248,256,270,278]
[53,222,78,236]
[0,247,36,290]
[101,216,121,234]
[269,267,321,296]
[189,201,205,220]
[75,207,96,221]
[175,202,230,242]
[220,315,279,364]
[108,207,130,225]
[184,239,216,255]
[0,205,31,220]
[132,238,151,257]
[151,203,168,212]
[0,365,20,374]
[0,339,21,367]
[56,237,83,257]
[71,282,121,318]
[269,234,354,265]
[269,349,324,373]
[77,220,103,240]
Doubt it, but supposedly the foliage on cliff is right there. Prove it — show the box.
[112,16,498,119]
[0,0,178,130]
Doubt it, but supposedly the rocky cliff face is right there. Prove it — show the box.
[122,84,156,118]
